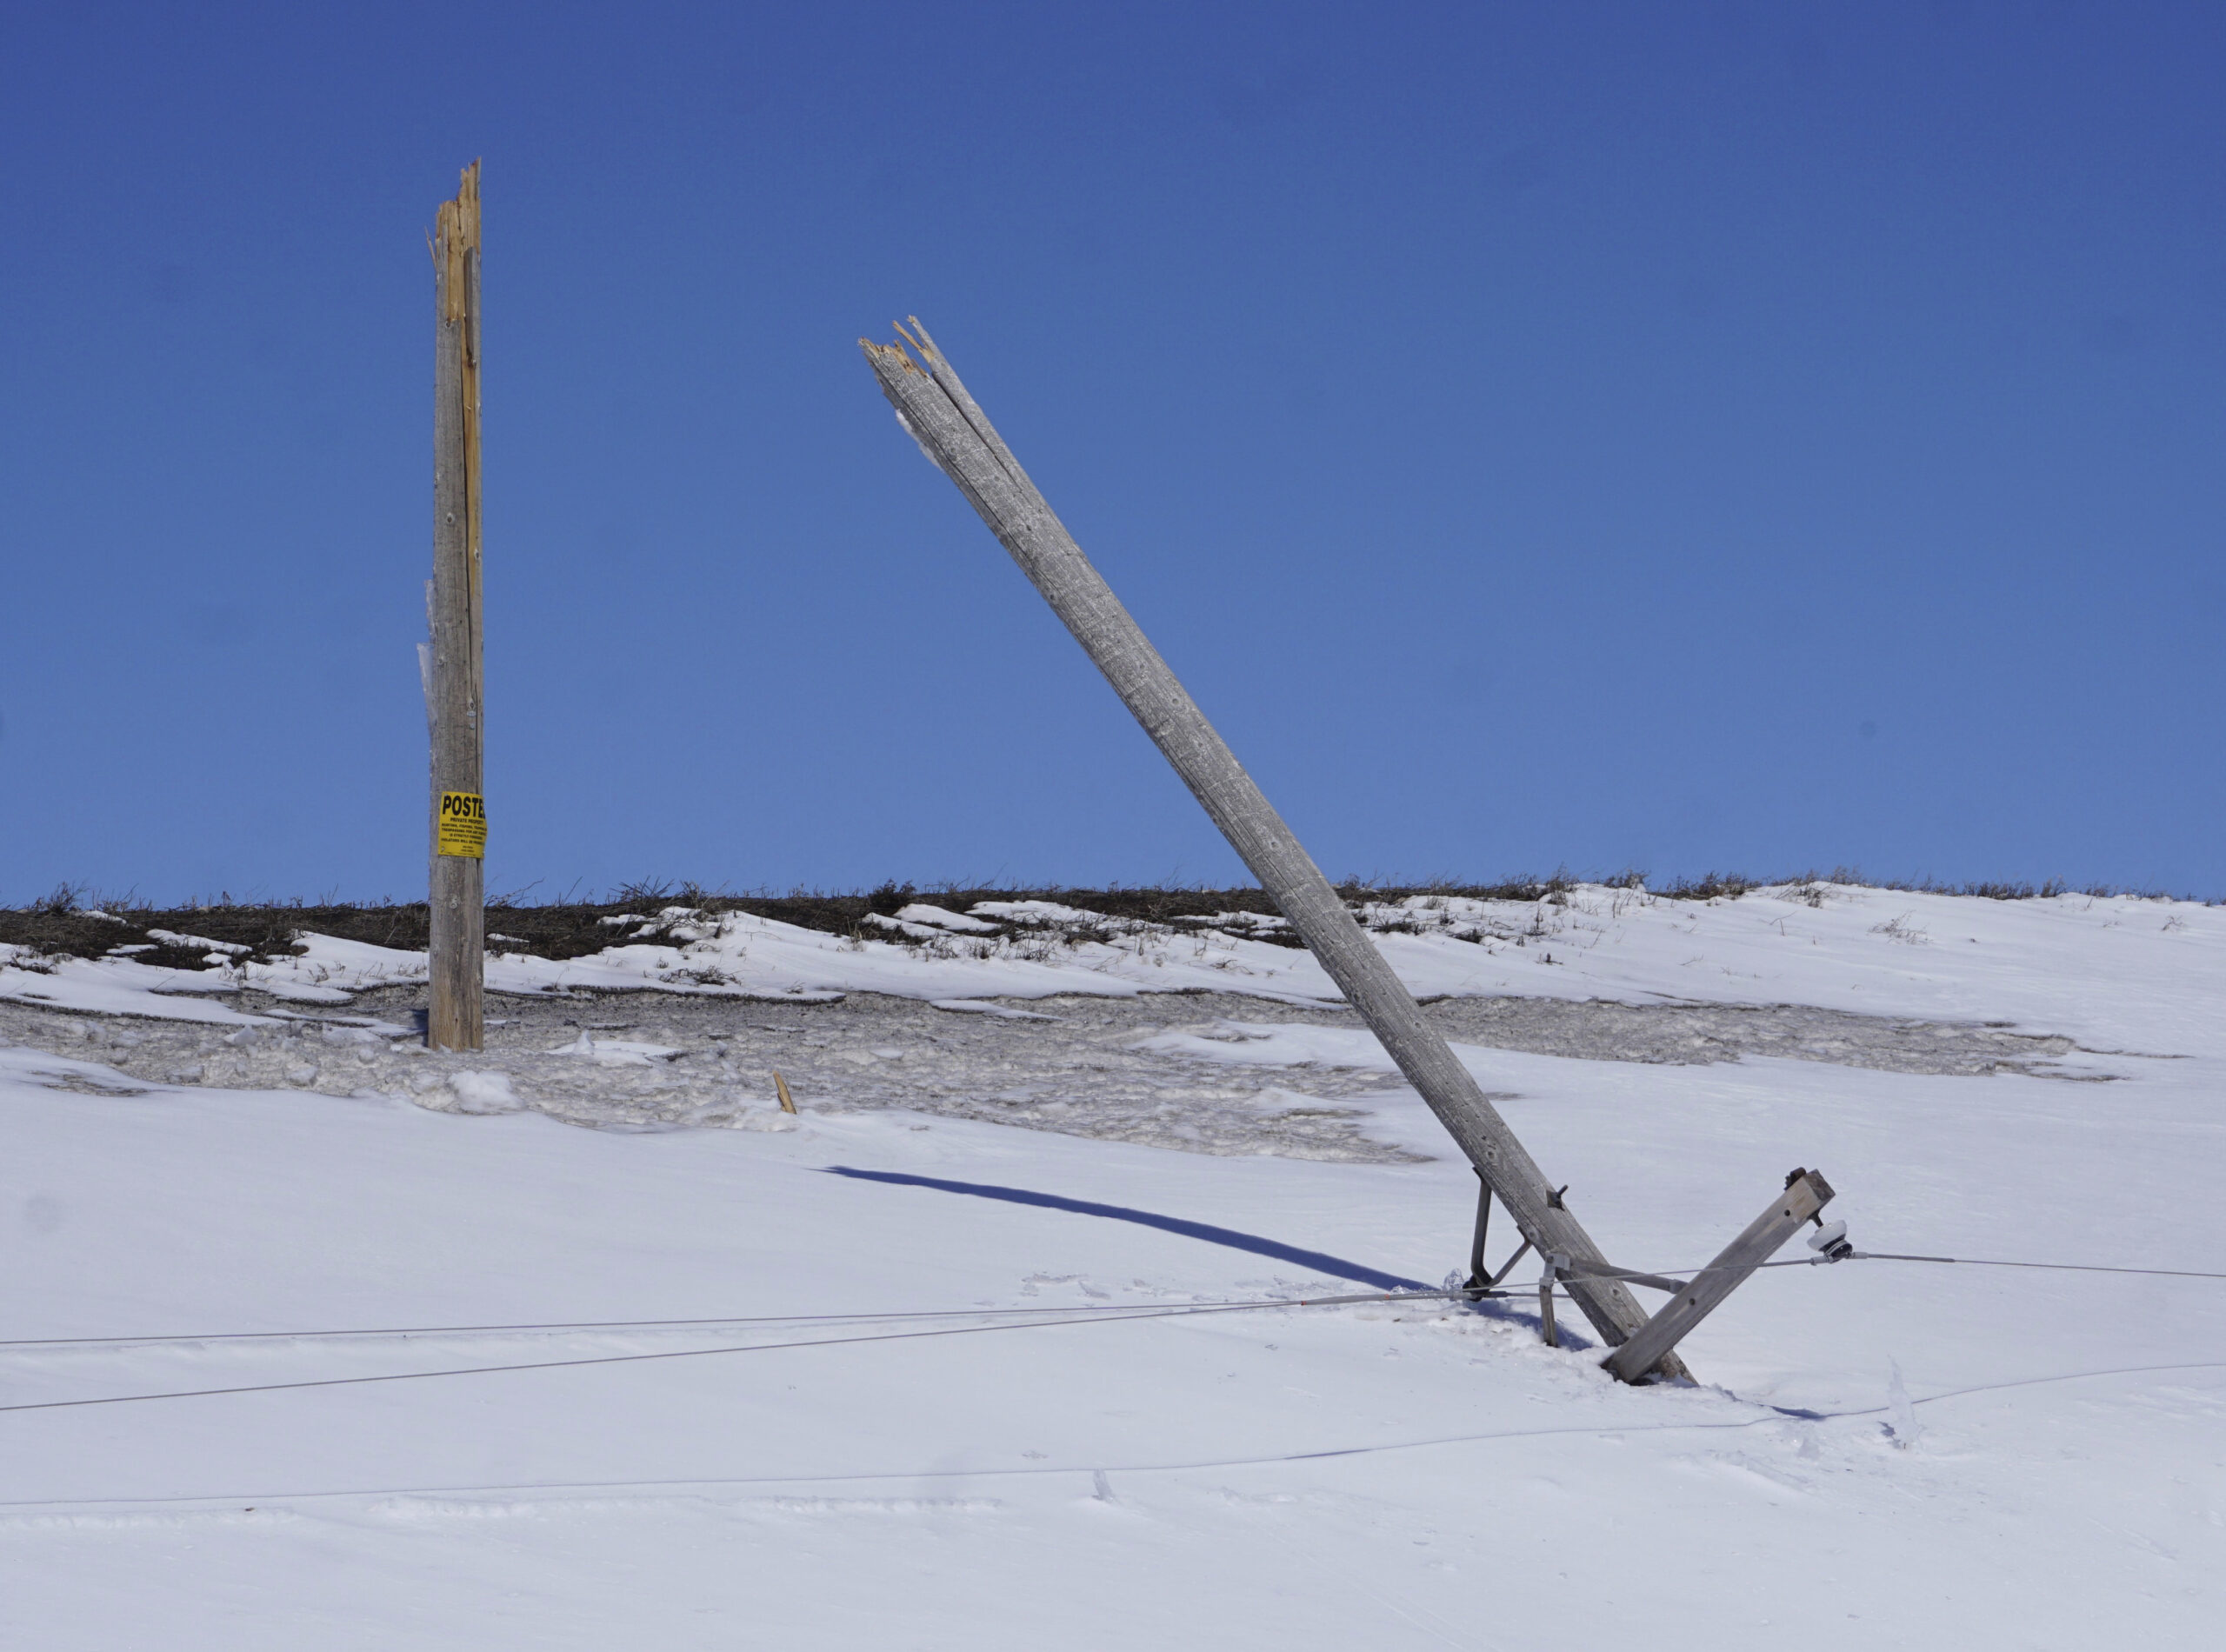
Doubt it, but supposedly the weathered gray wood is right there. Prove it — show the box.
[860,319,1683,1378]
[428,163,484,1052]
[1604,1169,1835,1383]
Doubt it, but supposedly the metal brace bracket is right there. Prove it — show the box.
[1460,1173,1536,1300]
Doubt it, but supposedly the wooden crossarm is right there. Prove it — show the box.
[1604,1169,1836,1383]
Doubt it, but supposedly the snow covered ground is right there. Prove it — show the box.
[3,883,2223,1647]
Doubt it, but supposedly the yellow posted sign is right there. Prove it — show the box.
[437,791,486,858]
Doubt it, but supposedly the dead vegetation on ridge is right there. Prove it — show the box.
[0,869,2204,975]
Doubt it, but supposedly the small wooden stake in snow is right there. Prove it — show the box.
[773,1071,797,1115]
[427,162,485,1052]
[859,320,1683,1379]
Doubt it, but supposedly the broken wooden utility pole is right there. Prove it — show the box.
[859,319,1685,1380]
[428,162,485,1051]
[1603,1168,1835,1382]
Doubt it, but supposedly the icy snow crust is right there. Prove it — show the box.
[3,882,2224,1646]
[0,985,2092,1161]
[0,881,2129,1156]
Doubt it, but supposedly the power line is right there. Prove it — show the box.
[7,1249,2218,1361]
[9,1357,2225,1519]
[0,1289,1438,1416]
[1852,1251,2226,1281]
[0,1293,1443,1353]
[1490,1251,2226,1302]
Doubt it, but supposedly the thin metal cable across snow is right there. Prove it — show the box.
[1846,1251,2226,1279]
[3,1250,2217,1362]
[7,1358,2226,1519]
[1416,1247,2226,1299]
[0,1295,1443,1353]
[0,1289,1460,1414]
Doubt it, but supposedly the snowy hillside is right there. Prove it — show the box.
[3,882,2223,1647]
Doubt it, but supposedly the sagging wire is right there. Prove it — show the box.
[6,1249,2219,1416]
[9,1250,2221,1356]
[1529,1252,2226,1293]
[0,1289,1458,1416]
[1848,1252,2226,1281]
[0,1294,1433,1354]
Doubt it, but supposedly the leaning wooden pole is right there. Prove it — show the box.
[860,320,1683,1379]
[428,163,485,1051]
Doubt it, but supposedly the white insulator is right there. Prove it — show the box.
[1807,1219,1853,1260]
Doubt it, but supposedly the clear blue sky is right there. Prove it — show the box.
[4,3,2220,904]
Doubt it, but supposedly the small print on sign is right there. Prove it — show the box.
[437,791,486,858]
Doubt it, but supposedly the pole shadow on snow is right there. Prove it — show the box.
[820,1168,1430,1293]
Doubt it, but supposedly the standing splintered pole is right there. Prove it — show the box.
[860,320,1683,1380]
[428,162,486,1051]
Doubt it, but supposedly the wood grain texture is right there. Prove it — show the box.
[428,162,484,1052]
[860,318,1684,1377]
[1604,1169,1835,1383]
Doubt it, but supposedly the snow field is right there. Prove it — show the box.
[9,880,2225,1055]
[2,882,2223,1646]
